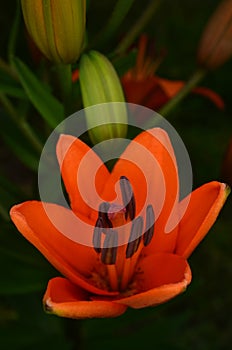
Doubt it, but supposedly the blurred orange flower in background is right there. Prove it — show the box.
[121,35,224,111]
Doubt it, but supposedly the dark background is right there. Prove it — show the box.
[0,1,231,349]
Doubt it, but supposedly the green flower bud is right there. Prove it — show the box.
[21,0,86,64]
[79,50,127,145]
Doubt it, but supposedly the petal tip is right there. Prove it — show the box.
[9,202,27,222]
[225,183,231,197]
[43,297,54,314]
[56,134,77,163]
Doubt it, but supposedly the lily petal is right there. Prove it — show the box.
[57,134,110,219]
[122,76,224,112]
[117,253,191,308]
[175,181,230,258]
[102,128,179,253]
[157,77,225,110]
[121,76,169,112]
[192,87,225,110]
[10,201,117,296]
[43,277,127,319]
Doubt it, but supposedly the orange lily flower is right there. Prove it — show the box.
[121,35,225,111]
[10,128,229,319]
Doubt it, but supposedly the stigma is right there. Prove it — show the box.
[92,176,155,292]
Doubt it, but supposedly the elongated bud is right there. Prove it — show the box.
[79,50,127,145]
[197,0,232,70]
[21,0,86,64]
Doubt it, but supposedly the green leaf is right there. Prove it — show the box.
[0,113,39,171]
[1,134,38,171]
[0,61,26,99]
[95,0,136,48]
[12,57,64,128]
[0,75,27,99]
[0,83,26,99]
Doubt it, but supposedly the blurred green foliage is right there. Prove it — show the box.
[0,1,231,349]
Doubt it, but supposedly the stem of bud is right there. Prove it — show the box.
[55,63,73,116]
[144,68,206,128]
[158,68,206,118]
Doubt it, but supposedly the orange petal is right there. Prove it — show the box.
[56,134,110,219]
[156,78,184,99]
[192,87,225,110]
[43,277,127,319]
[117,253,191,308]
[10,201,117,296]
[102,128,179,252]
[175,181,230,259]
[157,77,225,110]
[122,76,169,111]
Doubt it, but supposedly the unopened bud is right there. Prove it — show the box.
[197,0,232,70]
[79,50,127,145]
[21,0,86,64]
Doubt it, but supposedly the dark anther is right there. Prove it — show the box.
[126,216,143,258]
[98,202,113,228]
[93,217,104,253]
[120,176,136,221]
[143,205,155,246]
[93,202,113,254]
[101,229,118,265]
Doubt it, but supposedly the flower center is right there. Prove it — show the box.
[93,176,155,292]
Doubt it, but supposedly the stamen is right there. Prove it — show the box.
[107,203,126,222]
[93,202,113,253]
[101,229,118,265]
[143,205,155,246]
[126,216,143,258]
[93,217,104,253]
[120,258,131,291]
[106,264,118,291]
[120,176,136,221]
[98,202,113,228]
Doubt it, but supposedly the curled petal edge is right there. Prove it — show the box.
[43,277,127,319]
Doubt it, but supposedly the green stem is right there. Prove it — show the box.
[0,93,43,154]
[115,0,161,56]
[55,63,73,116]
[8,0,21,64]
[158,68,207,117]
[93,0,136,48]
